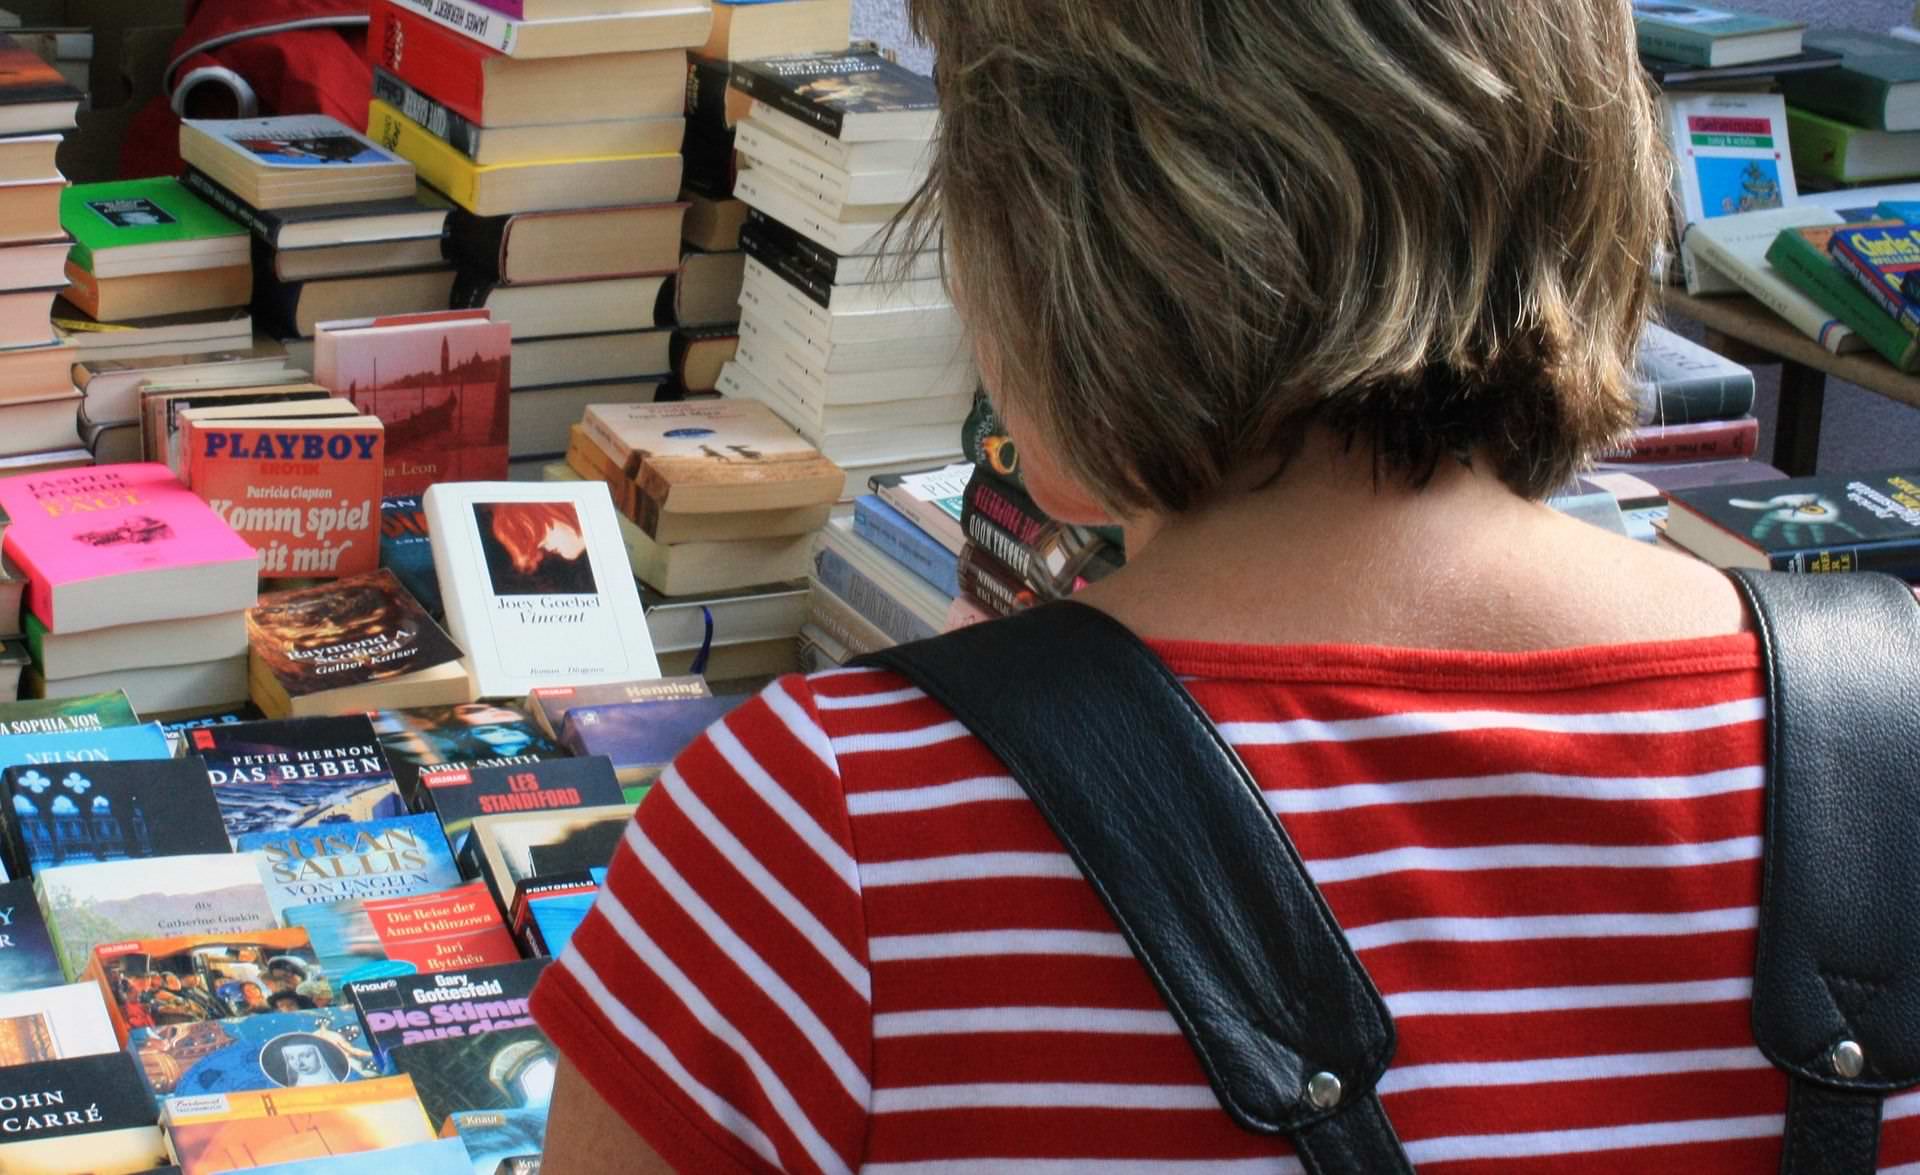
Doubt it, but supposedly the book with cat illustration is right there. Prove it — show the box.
[1665,468,1920,577]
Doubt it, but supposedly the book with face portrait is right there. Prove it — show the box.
[82,927,323,1046]
[367,700,563,803]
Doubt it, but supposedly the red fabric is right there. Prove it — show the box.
[120,0,370,179]
[531,634,1920,1173]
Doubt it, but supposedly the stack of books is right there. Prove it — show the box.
[713,49,976,497]
[177,113,453,362]
[0,35,81,469]
[1780,31,1920,187]
[1659,466,1920,582]
[366,0,707,477]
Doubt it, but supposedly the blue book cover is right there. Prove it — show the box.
[235,814,462,922]
[344,957,547,1064]
[250,1137,473,1175]
[853,494,961,597]
[0,876,64,992]
[3,756,230,877]
[558,696,748,787]
[126,1007,381,1109]
[381,496,443,617]
[813,542,939,644]
[519,868,605,958]
[445,1107,548,1175]
[184,716,405,837]
[0,721,171,775]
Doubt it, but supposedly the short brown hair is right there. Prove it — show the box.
[899,0,1670,514]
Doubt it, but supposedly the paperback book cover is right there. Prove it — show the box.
[0,463,260,634]
[184,716,405,837]
[314,312,512,494]
[460,805,633,910]
[0,756,229,876]
[368,702,564,802]
[1658,91,1797,230]
[344,958,545,1063]
[1829,223,1920,334]
[1667,469,1920,577]
[36,855,279,981]
[63,177,248,278]
[1768,223,1920,372]
[0,1052,165,1174]
[379,496,442,616]
[728,50,938,141]
[389,1023,554,1130]
[127,1007,378,1107]
[559,697,746,791]
[0,720,170,776]
[0,690,138,736]
[248,1136,473,1175]
[284,882,519,986]
[185,417,385,579]
[86,928,324,1042]
[526,677,711,738]
[581,399,844,518]
[0,980,118,1061]
[0,876,64,992]
[161,1074,436,1172]
[245,570,469,717]
[510,870,602,957]
[442,1107,546,1175]
[419,756,624,856]
[423,482,660,697]
[236,814,461,923]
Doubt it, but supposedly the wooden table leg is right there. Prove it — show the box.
[1774,360,1826,477]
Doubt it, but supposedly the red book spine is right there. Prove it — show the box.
[369,0,494,125]
[1607,417,1760,464]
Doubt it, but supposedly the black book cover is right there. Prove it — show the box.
[419,756,623,854]
[0,36,83,107]
[372,67,484,159]
[368,703,566,803]
[683,55,738,199]
[0,1052,157,1140]
[345,957,547,1061]
[526,825,625,877]
[0,877,63,993]
[443,209,512,286]
[741,206,844,282]
[182,166,448,248]
[184,716,405,837]
[1668,470,1920,576]
[389,1023,554,1130]
[739,218,837,309]
[0,757,230,876]
[728,50,937,140]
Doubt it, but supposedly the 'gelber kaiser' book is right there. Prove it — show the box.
[245,570,471,718]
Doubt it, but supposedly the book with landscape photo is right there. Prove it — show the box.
[36,854,278,982]
[0,756,230,876]
[1667,468,1920,577]
[0,1052,165,1174]
[344,957,545,1064]
[235,813,461,923]
[246,570,471,719]
[184,716,404,837]
[418,755,624,856]
[582,399,844,520]
[284,881,519,986]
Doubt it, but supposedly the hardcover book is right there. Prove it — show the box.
[0,877,64,992]
[246,571,471,719]
[581,399,844,518]
[183,716,405,837]
[161,1074,436,1173]
[379,497,442,617]
[1633,322,1757,425]
[1769,223,1920,373]
[1683,206,1864,353]
[62,178,249,280]
[284,881,519,987]
[0,1052,165,1174]
[460,804,634,910]
[558,697,745,792]
[1630,0,1804,68]
[0,463,261,634]
[236,814,461,923]
[1,756,230,876]
[422,481,660,698]
[389,1023,554,1130]
[127,1007,379,1108]
[0,980,118,1061]
[180,116,416,211]
[1779,30,1920,132]
[418,756,624,856]
[184,414,384,579]
[344,957,545,1063]
[85,928,324,1044]
[314,311,512,494]
[36,854,278,982]
[1667,469,1920,577]
[728,50,938,142]
[368,702,565,802]
[525,676,710,738]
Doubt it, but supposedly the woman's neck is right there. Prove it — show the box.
[1076,427,1748,652]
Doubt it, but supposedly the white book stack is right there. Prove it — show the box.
[724,52,973,498]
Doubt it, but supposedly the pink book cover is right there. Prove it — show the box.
[0,462,257,627]
[315,310,511,495]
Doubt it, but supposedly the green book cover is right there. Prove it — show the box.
[1766,224,1920,372]
[1631,1,1803,65]
[1786,105,1920,184]
[61,177,246,273]
[0,688,139,736]
[1779,30,1920,132]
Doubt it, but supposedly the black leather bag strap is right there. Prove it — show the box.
[1728,569,1920,1175]
[855,602,1410,1172]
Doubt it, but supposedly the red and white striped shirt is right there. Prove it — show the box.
[532,634,1920,1173]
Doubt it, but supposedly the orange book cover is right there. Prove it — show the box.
[81,927,321,1047]
[184,417,385,579]
[162,1073,434,1173]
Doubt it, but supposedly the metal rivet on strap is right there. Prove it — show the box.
[1306,1071,1343,1109]
[1831,1040,1866,1079]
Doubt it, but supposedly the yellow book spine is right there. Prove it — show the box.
[367,98,480,210]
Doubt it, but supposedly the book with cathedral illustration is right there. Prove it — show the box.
[234,813,461,923]
[0,756,229,877]
[183,716,405,837]
[245,570,472,719]
[0,1052,166,1173]
[126,1007,380,1109]
[314,310,512,495]
[36,855,279,981]
[0,877,64,992]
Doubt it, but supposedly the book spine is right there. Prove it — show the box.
[371,68,485,160]
[1781,538,1920,578]
[1782,69,1894,134]
[370,1,492,124]
[388,0,520,54]
[1608,418,1760,463]
[743,208,846,280]
[739,221,835,308]
[1683,225,1856,355]
[179,168,280,246]
[853,497,960,598]
[370,102,482,212]
[964,471,1052,548]
[807,585,892,656]
[1768,231,1920,372]
[1635,24,1714,67]
[443,209,512,285]
[1829,235,1920,338]
[683,56,737,199]
[729,65,847,139]
[812,544,938,645]
[956,542,1030,618]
